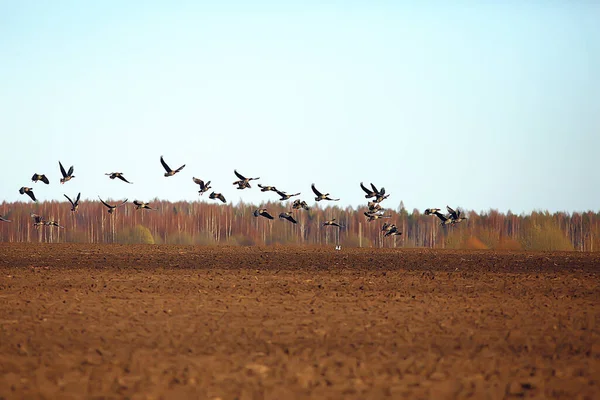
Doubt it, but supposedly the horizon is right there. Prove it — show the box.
[1,2,598,214]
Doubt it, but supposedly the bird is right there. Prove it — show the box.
[372,187,390,203]
[292,199,309,210]
[31,213,45,228]
[209,192,226,203]
[133,200,154,210]
[258,184,278,192]
[19,187,37,202]
[364,211,391,222]
[368,202,383,213]
[99,197,128,214]
[31,173,49,184]
[311,184,339,202]
[0,215,11,222]
[44,220,64,228]
[193,178,212,195]
[447,205,467,224]
[59,161,75,184]
[432,210,453,226]
[106,172,133,184]
[160,156,185,177]
[275,190,301,201]
[424,208,441,216]
[385,225,402,237]
[359,182,378,198]
[233,170,260,189]
[279,212,297,224]
[323,219,342,228]
[64,193,81,212]
[253,208,274,219]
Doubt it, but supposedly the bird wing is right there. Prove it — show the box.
[275,189,287,197]
[133,200,142,206]
[193,177,203,185]
[98,197,112,209]
[175,164,185,173]
[370,183,379,193]
[288,215,297,223]
[360,182,372,195]
[64,194,74,206]
[41,175,49,184]
[67,166,74,176]
[311,183,323,197]
[75,192,81,204]
[446,205,457,219]
[434,211,448,221]
[117,199,128,208]
[160,156,172,173]
[218,194,226,203]
[117,175,132,183]
[234,169,246,180]
[27,190,37,202]
[59,161,67,177]
[262,211,274,219]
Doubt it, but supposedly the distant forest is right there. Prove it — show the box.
[0,200,598,251]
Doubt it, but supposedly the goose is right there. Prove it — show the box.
[0,215,11,222]
[31,213,45,228]
[44,220,64,228]
[447,205,467,224]
[160,156,185,177]
[258,184,278,192]
[99,197,128,214]
[209,192,226,203]
[424,208,441,216]
[106,172,133,184]
[279,212,297,224]
[253,208,274,219]
[276,190,301,201]
[322,218,342,228]
[31,173,49,184]
[233,170,259,189]
[19,187,37,202]
[385,225,402,237]
[133,200,155,210]
[64,193,81,212]
[292,199,309,210]
[359,182,378,198]
[368,202,383,213]
[59,161,75,184]
[373,188,390,203]
[311,183,339,202]
[364,212,391,222]
[382,222,393,232]
[193,178,212,195]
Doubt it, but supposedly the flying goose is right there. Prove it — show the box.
[31,213,45,228]
[292,199,309,210]
[368,202,383,213]
[385,225,402,237]
[0,215,11,222]
[311,183,339,202]
[258,184,278,192]
[59,161,75,184]
[253,208,274,219]
[373,188,390,203]
[44,220,64,228]
[276,190,301,201]
[424,208,441,216]
[233,170,259,189]
[447,205,467,224]
[133,200,155,210]
[193,177,212,195]
[322,218,342,228]
[64,193,81,212]
[160,156,185,177]
[279,212,297,224]
[99,197,128,214]
[106,172,133,184]
[31,173,49,184]
[359,182,379,198]
[209,192,226,203]
[364,212,391,222]
[19,187,37,202]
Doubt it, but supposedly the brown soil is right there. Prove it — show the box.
[0,244,599,399]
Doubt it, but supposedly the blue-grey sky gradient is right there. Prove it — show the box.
[1,1,598,214]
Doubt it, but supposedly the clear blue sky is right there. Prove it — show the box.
[1,1,598,214]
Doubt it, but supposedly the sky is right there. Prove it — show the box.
[0,1,598,214]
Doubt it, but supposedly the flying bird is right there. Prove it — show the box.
[360,182,378,198]
[233,170,260,189]
[209,192,226,203]
[99,197,128,214]
[133,200,155,210]
[31,213,45,228]
[160,156,185,177]
[368,202,383,213]
[59,161,75,184]
[364,212,391,222]
[193,177,212,195]
[44,220,64,228]
[276,190,301,201]
[64,193,81,212]
[258,184,278,192]
[279,212,297,224]
[31,173,49,184]
[292,199,309,210]
[322,219,342,228]
[385,226,402,237]
[311,184,339,202]
[253,209,274,220]
[447,205,467,224]
[19,187,37,202]
[106,172,133,184]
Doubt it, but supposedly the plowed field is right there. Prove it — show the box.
[0,244,598,399]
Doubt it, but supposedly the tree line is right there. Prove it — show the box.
[0,200,597,251]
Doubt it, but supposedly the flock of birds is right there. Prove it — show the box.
[3,156,467,239]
